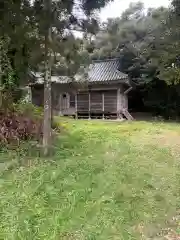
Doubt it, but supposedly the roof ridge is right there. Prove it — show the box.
[92,58,120,63]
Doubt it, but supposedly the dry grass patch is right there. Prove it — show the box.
[130,126,180,156]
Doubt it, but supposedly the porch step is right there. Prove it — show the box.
[122,109,134,121]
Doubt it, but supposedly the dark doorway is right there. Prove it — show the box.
[128,89,145,113]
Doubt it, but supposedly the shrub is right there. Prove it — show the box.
[0,102,63,147]
[14,102,43,120]
[0,102,43,146]
[16,103,61,131]
[0,110,42,146]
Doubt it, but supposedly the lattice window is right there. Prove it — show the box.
[70,94,75,107]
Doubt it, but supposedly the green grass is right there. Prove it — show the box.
[1,119,180,239]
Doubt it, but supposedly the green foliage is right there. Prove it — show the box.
[0,36,17,90]
[158,67,180,85]
[31,0,112,77]
[15,102,43,120]
[85,1,180,118]
[0,0,34,88]
[0,0,111,97]
[172,0,180,15]
[90,3,169,82]
[141,80,180,119]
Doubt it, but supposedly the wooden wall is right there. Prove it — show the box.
[31,82,128,116]
[77,90,117,114]
[77,93,89,112]
[104,90,117,113]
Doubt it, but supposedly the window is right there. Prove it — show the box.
[70,94,75,107]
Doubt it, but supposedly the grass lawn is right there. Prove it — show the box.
[0,119,180,239]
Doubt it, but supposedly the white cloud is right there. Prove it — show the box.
[100,0,171,21]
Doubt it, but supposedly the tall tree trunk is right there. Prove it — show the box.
[43,0,52,156]
[0,41,3,109]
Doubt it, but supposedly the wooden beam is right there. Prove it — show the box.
[117,87,123,119]
[27,86,32,103]
[88,92,91,119]
[124,86,133,95]
[59,93,62,115]
[75,93,78,119]
[117,88,120,118]
[78,86,118,91]
[102,92,105,120]
[67,93,70,109]
[123,92,128,110]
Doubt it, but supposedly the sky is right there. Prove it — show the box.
[100,0,171,21]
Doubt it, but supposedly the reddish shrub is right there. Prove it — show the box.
[0,111,42,145]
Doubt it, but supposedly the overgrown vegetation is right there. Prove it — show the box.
[0,103,43,146]
[0,0,112,151]
[83,1,180,119]
[0,119,180,239]
[1,0,180,237]
[1,0,180,147]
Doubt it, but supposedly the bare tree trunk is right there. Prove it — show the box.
[0,43,2,109]
[43,0,52,156]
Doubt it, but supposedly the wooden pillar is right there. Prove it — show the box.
[102,92,105,120]
[123,92,128,110]
[88,92,91,119]
[117,86,123,119]
[24,86,32,103]
[75,93,78,119]
[28,86,32,102]
[59,94,62,116]
[121,87,134,120]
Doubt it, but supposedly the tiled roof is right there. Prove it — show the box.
[29,72,71,84]
[30,59,128,85]
[88,59,128,82]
